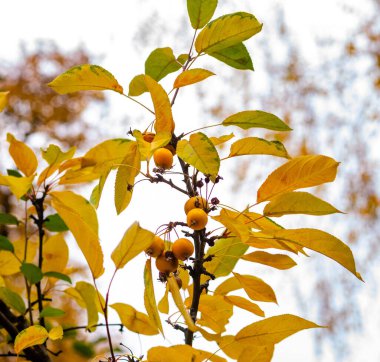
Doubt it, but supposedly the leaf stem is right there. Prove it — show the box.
[122,93,155,114]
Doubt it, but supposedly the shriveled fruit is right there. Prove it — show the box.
[164,144,176,156]
[155,251,178,274]
[187,208,208,231]
[153,148,173,169]
[184,196,208,214]
[143,132,155,143]
[145,235,165,258]
[172,238,194,261]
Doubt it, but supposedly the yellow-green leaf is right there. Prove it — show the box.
[0,175,34,199]
[145,47,182,82]
[7,134,38,176]
[195,12,262,54]
[257,155,340,203]
[75,281,99,332]
[144,259,163,335]
[177,132,220,177]
[48,64,123,94]
[263,191,343,217]
[241,251,297,270]
[111,303,158,335]
[209,133,235,146]
[129,74,148,96]
[222,111,291,131]
[235,314,322,346]
[111,222,155,270]
[42,234,69,273]
[48,325,63,340]
[224,295,265,317]
[50,191,104,279]
[187,0,218,29]
[0,287,26,314]
[228,137,290,159]
[173,68,215,88]
[14,325,49,354]
[0,91,9,112]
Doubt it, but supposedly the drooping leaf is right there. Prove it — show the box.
[242,251,297,270]
[75,281,99,332]
[224,295,265,317]
[48,325,63,340]
[0,251,20,275]
[7,169,22,177]
[111,222,155,270]
[144,259,163,335]
[145,47,182,82]
[235,314,322,346]
[50,191,104,278]
[195,12,262,54]
[209,133,235,146]
[158,284,169,314]
[44,213,69,232]
[0,235,14,252]
[14,325,49,354]
[0,213,19,226]
[48,64,123,94]
[20,263,43,285]
[40,307,65,318]
[90,171,109,208]
[228,137,290,159]
[173,68,215,88]
[263,191,343,217]
[111,303,158,335]
[177,132,220,177]
[7,134,38,176]
[0,91,9,112]
[0,287,26,314]
[42,234,69,273]
[43,271,72,284]
[208,42,253,70]
[257,155,340,203]
[0,174,34,199]
[222,111,291,131]
[187,0,218,29]
[128,74,148,96]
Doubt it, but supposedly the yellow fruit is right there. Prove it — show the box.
[143,132,155,143]
[145,236,165,258]
[187,208,208,231]
[172,238,194,261]
[153,148,173,169]
[155,251,178,274]
[184,196,208,214]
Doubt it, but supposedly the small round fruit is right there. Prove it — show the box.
[145,236,165,258]
[153,148,173,170]
[184,196,208,214]
[187,208,208,230]
[155,251,179,274]
[172,238,194,261]
[143,132,155,143]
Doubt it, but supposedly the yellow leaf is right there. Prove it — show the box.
[144,259,163,335]
[75,281,99,332]
[257,155,340,203]
[241,251,297,270]
[263,191,343,217]
[48,325,63,340]
[144,75,175,133]
[0,91,9,112]
[177,132,220,177]
[209,133,235,146]
[212,209,251,242]
[7,134,38,176]
[111,303,158,335]
[173,68,215,88]
[0,251,21,276]
[157,284,169,314]
[187,0,218,29]
[247,232,303,254]
[235,314,323,346]
[50,191,104,279]
[228,137,290,159]
[0,174,34,199]
[48,64,123,94]
[195,12,262,54]
[42,234,69,273]
[64,287,85,308]
[111,222,155,270]
[14,325,49,354]
[233,273,277,303]
[214,275,241,296]
[224,295,265,317]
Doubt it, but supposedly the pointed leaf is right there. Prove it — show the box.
[0,91,9,112]
[20,263,43,285]
[257,155,340,203]
[14,325,49,354]
[195,12,262,54]
[233,273,277,303]
[224,295,265,317]
[209,133,235,146]
[48,326,63,340]
[0,174,34,199]
[145,47,182,82]
[0,251,21,275]
[242,251,297,270]
[7,134,38,176]
[75,281,99,332]
[187,0,218,29]
[43,271,72,284]
[42,234,69,273]
[158,284,169,314]
[0,235,14,252]
[48,64,123,94]
[44,213,69,232]
[128,74,148,96]
[40,307,65,318]
[212,209,251,242]
[247,232,305,254]
[173,68,215,88]
[238,345,274,362]
[209,42,253,70]
[0,287,26,314]
[0,213,19,226]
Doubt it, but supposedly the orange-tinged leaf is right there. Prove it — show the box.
[48,325,63,340]
[263,191,343,217]
[50,191,104,278]
[241,251,297,270]
[173,68,215,88]
[7,134,38,176]
[42,234,69,273]
[14,325,49,354]
[238,345,274,362]
[48,64,123,94]
[111,222,155,270]
[209,133,235,146]
[0,174,34,199]
[75,281,99,332]
[158,284,169,314]
[224,295,265,317]
[144,259,163,335]
[214,275,241,296]
[235,314,323,346]
[144,75,175,133]
[257,155,340,203]
[212,209,251,242]
[111,303,158,335]
[0,91,9,112]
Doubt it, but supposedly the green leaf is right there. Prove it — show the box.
[145,47,182,82]
[177,132,220,177]
[208,42,253,70]
[43,271,72,284]
[44,213,69,232]
[0,235,14,252]
[222,111,291,131]
[20,263,43,285]
[195,12,262,54]
[40,306,65,318]
[7,169,22,178]
[128,74,148,96]
[0,287,26,314]
[41,144,76,166]
[187,0,218,29]
[0,213,19,226]
[75,281,99,332]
